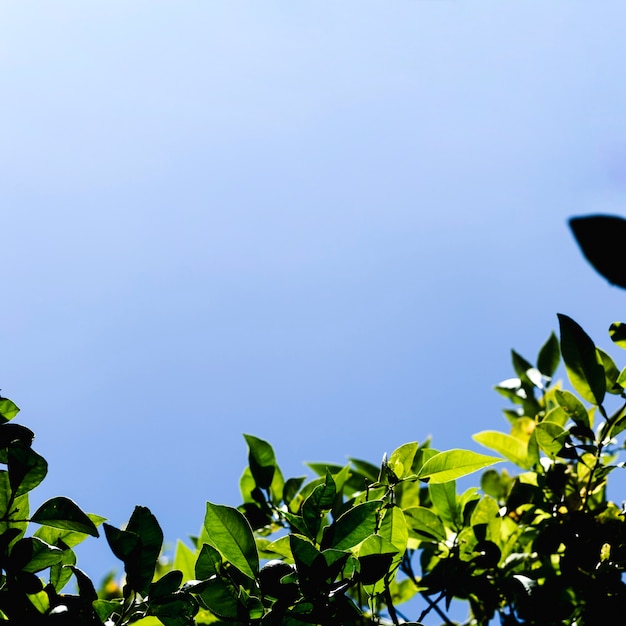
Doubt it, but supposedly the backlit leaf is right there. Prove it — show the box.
[418,449,503,483]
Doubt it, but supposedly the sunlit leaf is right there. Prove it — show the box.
[388,442,418,480]
[473,431,531,469]
[418,449,503,483]
[322,501,381,551]
[204,502,258,580]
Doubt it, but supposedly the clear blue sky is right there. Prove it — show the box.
[3,1,626,621]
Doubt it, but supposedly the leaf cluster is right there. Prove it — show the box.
[1,313,626,625]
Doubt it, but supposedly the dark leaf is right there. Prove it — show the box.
[0,423,34,449]
[537,332,560,378]
[557,313,605,405]
[570,215,626,288]
[31,497,99,537]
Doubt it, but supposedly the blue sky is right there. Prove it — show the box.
[3,0,626,620]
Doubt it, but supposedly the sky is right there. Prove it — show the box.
[3,0,626,622]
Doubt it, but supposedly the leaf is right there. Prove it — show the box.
[31,497,99,537]
[34,513,105,552]
[7,445,48,497]
[196,575,245,621]
[0,398,19,423]
[378,506,408,553]
[0,423,34,449]
[511,350,534,386]
[244,434,284,504]
[357,535,398,585]
[543,406,569,427]
[322,501,381,551]
[473,431,530,469]
[554,389,590,429]
[150,569,183,598]
[71,566,98,602]
[429,481,458,529]
[347,458,380,482]
[10,537,64,573]
[0,470,29,542]
[597,347,623,394]
[558,313,605,405]
[302,472,335,539]
[537,332,560,378]
[609,322,626,349]
[173,539,197,582]
[103,524,141,563]
[203,501,258,580]
[403,506,446,542]
[418,449,503,483]
[388,442,418,480]
[126,506,164,595]
[569,215,626,288]
[195,543,222,580]
[535,422,568,458]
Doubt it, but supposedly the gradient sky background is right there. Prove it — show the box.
[3,1,626,622]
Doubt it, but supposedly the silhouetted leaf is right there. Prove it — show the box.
[537,332,560,378]
[569,214,626,288]
[609,322,626,348]
[558,313,605,405]
[31,497,99,537]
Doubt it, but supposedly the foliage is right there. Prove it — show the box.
[2,312,626,625]
[1,215,626,624]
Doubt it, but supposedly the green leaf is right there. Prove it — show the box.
[558,313,605,405]
[535,422,568,458]
[150,570,183,598]
[357,535,398,585]
[597,347,623,394]
[93,600,124,623]
[103,524,141,563]
[203,501,258,580]
[347,458,380,482]
[31,497,99,537]
[0,398,19,423]
[388,442,418,480]
[244,434,284,504]
[554,390,590,429]
[403,506,446,542]
[0,470,29,542]
[49,546,76,592]
[429,481,459,529]
[378,506,408,553]
[302,471,335,539]
[173,539,197,582]
[322,501,381,551]
[7,445,47,497]
[543,406,569,427]
[195,543,222,580]
[511,350,534,386]
[126,506,164,596]
[473,431,531,469]
[10,537,63,573]
[537,332,560,378]
[418,449,503,483]
[609,322,626,349]
[197,575,246,621]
